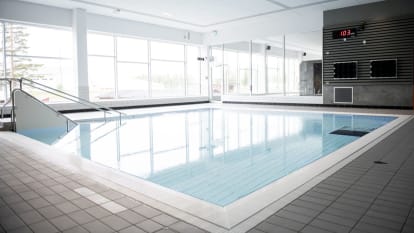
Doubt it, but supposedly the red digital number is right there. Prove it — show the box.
[339,29,352,38]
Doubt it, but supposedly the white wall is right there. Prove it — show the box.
[87,13,203,44]
[202,0,375,45]
[203,5,322,45]
[0,0,71,27]
[0,0,203,44]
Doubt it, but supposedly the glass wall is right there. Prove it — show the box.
[88,33,115,100]
[212,31,322,97]
[0,24,5,103]
[117,37,148,99]
[186,46,201,96]
[211,47,223,99]
[88,32,204,100]
[267,55,284,94]
[4,22,74,102]
[220,42,251,96]
[151,41,185,97]
[238,50,250,94]
[286,31,322,96]
[285,58,300,95]
[252,45,266,94]
[200,47,209,97]
[223,50,237,94]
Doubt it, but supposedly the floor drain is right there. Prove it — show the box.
[374,161,388,164]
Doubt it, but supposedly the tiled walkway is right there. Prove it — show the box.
[249,118,414,233]
[0,139,207,233]
[1,107,414,233]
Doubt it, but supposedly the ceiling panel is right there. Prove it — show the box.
[19,0,384,34]
[274,0,334,8]
[265,30,322,54]
[72,0,284,26]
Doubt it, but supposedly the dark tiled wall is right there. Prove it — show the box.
[323,0,414,108]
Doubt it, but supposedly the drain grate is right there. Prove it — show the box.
[330,129,369,137]
[374,161,388,164]
[330,126,376,137]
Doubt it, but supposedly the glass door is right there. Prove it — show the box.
[211,47,223,100]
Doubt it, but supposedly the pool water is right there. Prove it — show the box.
[47,108,395,206]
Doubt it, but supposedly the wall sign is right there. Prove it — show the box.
[332,28,357,39]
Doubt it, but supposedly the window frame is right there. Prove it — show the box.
[3,21,75,102]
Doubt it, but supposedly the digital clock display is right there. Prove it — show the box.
[332,28,357,39]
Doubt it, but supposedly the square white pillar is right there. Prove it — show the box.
[73,8,89,100]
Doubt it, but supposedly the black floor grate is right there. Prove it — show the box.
[329,127,373,137]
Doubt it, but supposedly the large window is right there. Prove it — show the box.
[252,53,265,94]
[88,33,115,100]
[238,52,250,94]
[211,48,223,97]
[151,41,185,97]
[186,46,201,96]
[214,41,304,97]
[117,37,148,99]
[267,56,284,94]
[151,60,184,97]
[223,50,237,94]
[5,23,74,102]
[0,24,5,103]
[88,33,202,100]
[285,58,300,95]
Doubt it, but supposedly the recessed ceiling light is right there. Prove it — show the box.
[162,12,172,17]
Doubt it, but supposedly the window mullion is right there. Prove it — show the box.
[184,45,187,96]
[114,36,118,99]
[148,41,152,98]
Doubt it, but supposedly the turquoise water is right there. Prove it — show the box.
[19,126,69,145]
[35,108,396,206]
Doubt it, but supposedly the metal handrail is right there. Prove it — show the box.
[0,78,15,126]
[19,78,126,122]
[0,97,11,118]
[24,83,117,120]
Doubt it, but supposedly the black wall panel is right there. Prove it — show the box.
[323,17,414,84]
[323,15,414,107]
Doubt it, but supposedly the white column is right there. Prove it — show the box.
[221,44,224,96]
[207,46,212,101]
[283,35,286,96]
[72,8,89,100]
[249,40,253,96]
[265,45,269,94]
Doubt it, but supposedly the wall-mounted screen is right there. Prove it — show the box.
[370,59,397,78]
[334,61,357,79]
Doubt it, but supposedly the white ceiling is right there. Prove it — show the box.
[264,30,323,55]
[18,0,383,51]
[21,0,383,32]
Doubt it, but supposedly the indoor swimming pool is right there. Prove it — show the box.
[26,106,396,207]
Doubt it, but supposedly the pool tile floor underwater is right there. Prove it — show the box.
[1,110,414,232]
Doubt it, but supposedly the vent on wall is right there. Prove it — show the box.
[334,87,353,104]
